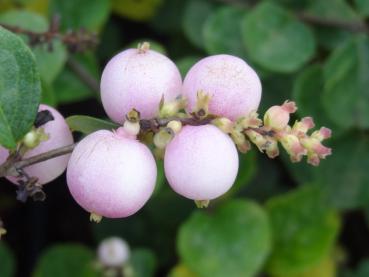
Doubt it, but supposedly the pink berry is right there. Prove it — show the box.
[1,104,73,185]
[66,129,157,218]
[182,54,262,121]
[100,47,182,123]
[164,125,239,200]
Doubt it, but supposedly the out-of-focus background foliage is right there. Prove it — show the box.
[1,0,369,276]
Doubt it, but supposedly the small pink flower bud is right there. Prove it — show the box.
[280,134,307,163]
[311,127,332,141]
[237,111,262,129]
[264,101,297,131]
[300,137,332,166]
[265,139,279,159]
[292,117,315,136]
[212,117,234,134]
[244,129,268,152]
[231,130,251,153]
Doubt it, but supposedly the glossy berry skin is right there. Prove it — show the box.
[164,125,239,200]
[0,104,74,185]
[66,129,157,218]
[100,48,182,123]
[182,54,262,121]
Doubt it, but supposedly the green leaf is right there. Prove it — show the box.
[242,2,315,73]
[354,260,369,277]
[313,132,369,210]
[151,0,187,33]
[112,0,163,22]
[34,244,97,277]
[66,115,119,134]
[355,0,369,16]
[306,0,359,50]
[265,185,340,276]
[129,248,157,277]
[182,0,215,49]
[0,243,15,277]
[323,35,369,130]
[41,81,57,107]
[0,10,67,84]
[51,0,110,32]
[226,151,256,196]
[178,200,271,277]
[0,26,41,149]
[293,64,340,133]
[54,53,98,104]
[203,6,247,57]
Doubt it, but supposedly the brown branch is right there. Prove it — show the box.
[0,15,98,53]
[0,144,75,178]
[297,13,369,34]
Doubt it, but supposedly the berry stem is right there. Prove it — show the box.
[0,144,76,178]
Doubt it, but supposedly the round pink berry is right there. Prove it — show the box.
[66,129,157,218]
[2,104,73,185]
[182,54,262,120]
[100,48,182,123]
[164,125,239,200]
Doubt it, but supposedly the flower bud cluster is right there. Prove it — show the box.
[227,101,332,166]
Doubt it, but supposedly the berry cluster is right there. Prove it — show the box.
[0,43,332,221]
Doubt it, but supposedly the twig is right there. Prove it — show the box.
[67,58,100,94]
[297,13,369,34]
[0,144,75,178]
[0,15,98,53]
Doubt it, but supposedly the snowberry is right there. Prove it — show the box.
[66,128,157,218]
[1,104,73,185]
[164,125,239,201]
[98,237,130,267]
[100,44,182,123]
[182,54,262,121]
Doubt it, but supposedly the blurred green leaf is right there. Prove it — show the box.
[306,0,359,50]
[293,64,340,133]
[168,264,198,277]
[182,0,215,49]
[176,56,200,78]
[41,81,57,107]
[34,244,97,277]
[265,185,340,276]
[313,132,369,210]
[242,2,315,73]
[0,26,41,149]
[178,200,271,277]
[203,6,247,57]
[227,151,256,196]
[151,0,186,33]
[355,0,369,16]
[272,254,336,277]
[112,0,162,22]
[354,260,369,276]
[153,159,165,196]
[0,242,15,277]
[51,0,110,32]
[66,115,119,134]
[129,248,157,277]
[259,73,294,113]
[54,54,98,104]
[0,10,67,84]
[323,35,369,130]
